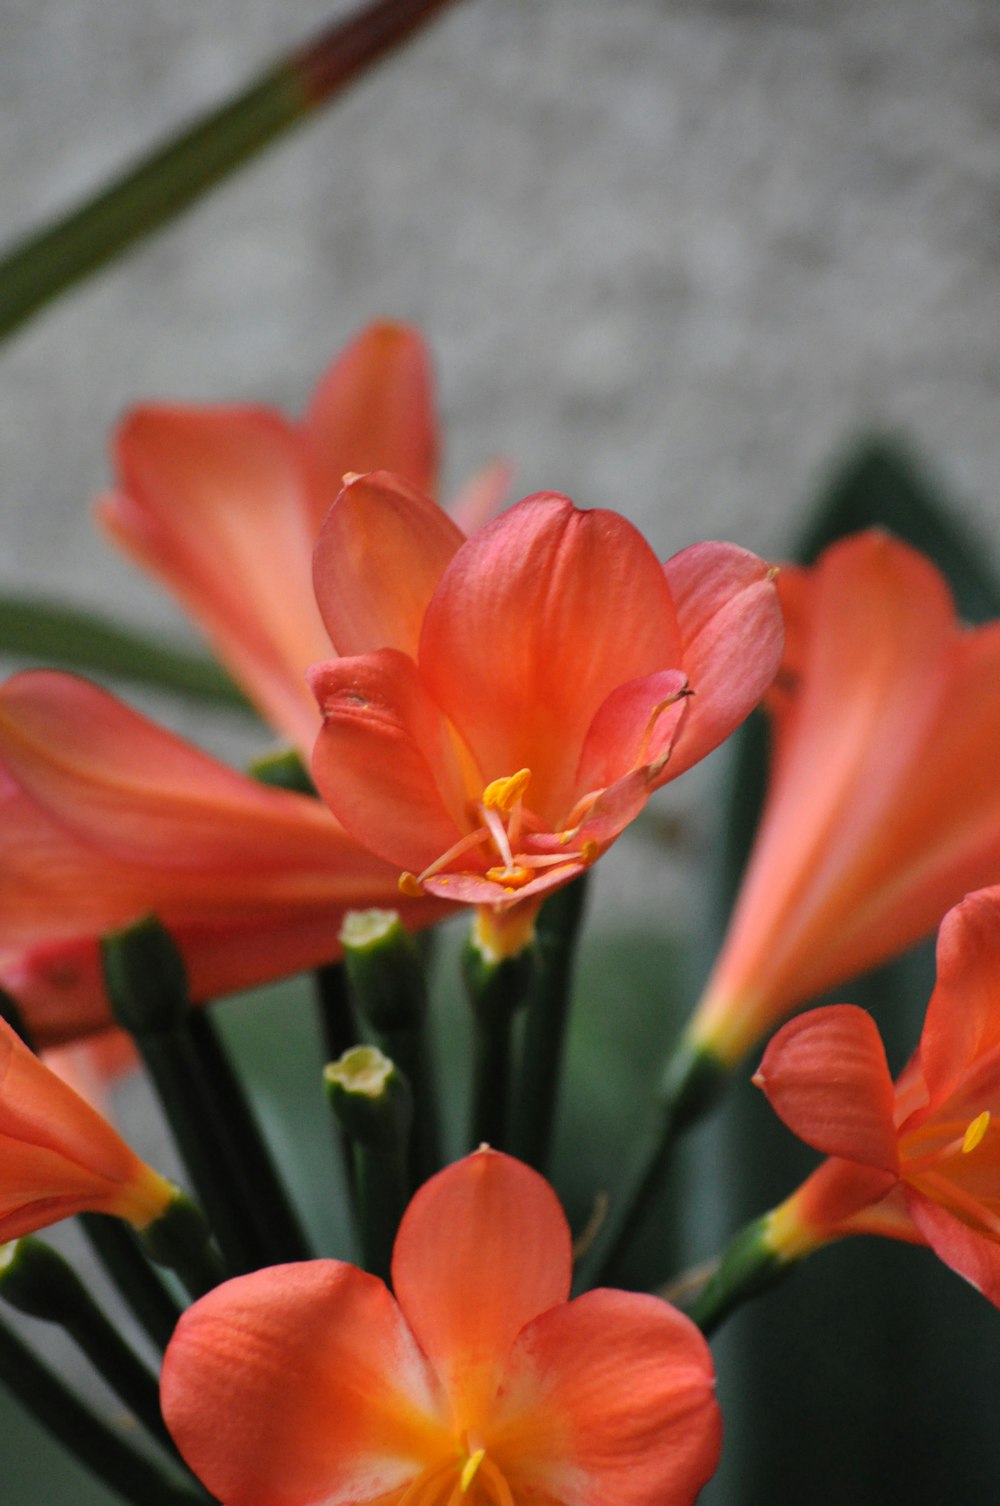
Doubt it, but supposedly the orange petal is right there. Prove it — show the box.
[391,1151,572,1433]
[446,458,514,535]
[302,322,439,522]
[490,1290,721,1506]
[663,541,784,778]
[313,472,463,657]
[575,669,689,795]
[310,650,469,872]
[419,495,682,826]
[755,1006,899,1173]
[101,405,329,751]
[917,890,1000,1111]
[162,1261,450,1506]
[0,1018,171,1238]
[905,1190,1000,1308]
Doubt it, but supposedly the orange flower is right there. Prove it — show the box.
[98,321,509,756]
[686,529,1000,1066]
[755,888,1000,1303]
[0,1015,173,1239]
[308,474,783,945]
[161,1149,722,1506]
[0,671,440,1046]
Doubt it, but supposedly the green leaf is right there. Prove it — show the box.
[0,594,254,710]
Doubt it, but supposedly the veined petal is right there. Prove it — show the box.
[391,1151,572,1433]
[663,541,783,778]
[773,1158,905,1249]
[101,405,329,751]
[575,669,689,796]
[0,671,358,871]
[419,495,682,825]
[302,322,439,523]
[313,473,464,658]
[489,1290,721,1506]
[755,1006,899,1173]
[310,650,468,873]
[162,1261,450,1506]
[917,890,1000,1112]
[904,1192,1000,1308]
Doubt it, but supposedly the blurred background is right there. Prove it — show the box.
[2,1,1000,1501]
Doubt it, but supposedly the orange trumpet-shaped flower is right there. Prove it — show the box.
[755,888,1000,1303]
[97,321,509,756]
[162,1149,722,1506]
[308,474,783,937]
[686,529,1000,1066]
[0,1015,173,1239]
[0,671,442,1046]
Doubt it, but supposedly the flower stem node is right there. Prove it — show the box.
[140,1189,224,1298]
[340,909,428,1033]
[101,915,191,1037]
[324,1046,414,1151]
[0,1237,91,1326]
[689,1216,790,1336]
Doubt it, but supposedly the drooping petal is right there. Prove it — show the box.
[162,1261,450,1506]
[100,406,329,751]
[904,1191,1000,1308]
[391,1151,572,1433]
[0,1019,173,1238]
[302,322,439,522]
[310,650,469,873]
[490,1289,721,1506]
[662,541,783,778]
[313,473,464,658]
[419,495,682,825]
[755,1006,899,1172]
[917,889,1000,1112]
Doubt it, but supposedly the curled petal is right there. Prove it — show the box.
[491,1290,721,1506]
[663,541,784,778]
[419,495,682,825]
[313,473,464,658]
[101,406,328,751]
[310,650,468,873]
[162,1261,450,1506]
[755,1006,899,1173]
[918,889,1000,1112]
[575,669,689,796]
[392,1150,572,1432]
[302,322,439,520]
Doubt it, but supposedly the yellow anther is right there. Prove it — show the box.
[460,1449,487,1493]
[482,769,531,813]
[485,864,535,889]
[398,872,424,899]
[962,1110,991,1154]
[580,839,599,863]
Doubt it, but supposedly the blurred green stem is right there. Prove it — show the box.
[0,0,460,342]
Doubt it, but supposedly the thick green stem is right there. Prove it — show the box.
[0,0,461,342]
[463,937,537,1151]
[0,1315,206,1506]
[688,1217,790,1337]
[510,876,589,1172]
[314,962,361,1205]
[0,1238,175,1456]
[325,1048,412,1282]
[573,1039,728,1291]
[79,1214,182,1350]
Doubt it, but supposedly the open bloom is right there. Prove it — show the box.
[686,529,1000,1066]
[0,1015,173,1239]
[162,1149,722,1506]
[308,473,783,945]
[0,671,439,1046]
[98,320,508,756]
[755,887,1000,1304]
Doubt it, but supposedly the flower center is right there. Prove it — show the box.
[399,767,599,898]
[399,1443,514,1506]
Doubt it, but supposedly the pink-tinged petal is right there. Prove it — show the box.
[446,458,514,535]
[420,862,587,908]
[302,322,439,521]
[490,1290,721,1506]
[663,542,784,778]
[392,1151,572,1432]
[755,1006,899,1173]
[0,672,353,871]
[420,495,683,825]
[310,650,468,873]
[917,890,1000,1111]
[904,1191,1000,1308]
[575,670,689,797]
[313,472,464,658]
[101,406,329,751]
[162,1261,450,1506]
